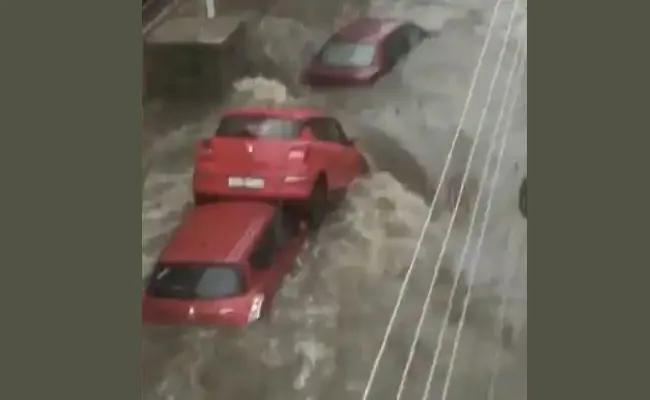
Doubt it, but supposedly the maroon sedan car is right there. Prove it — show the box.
[303,18,431,87]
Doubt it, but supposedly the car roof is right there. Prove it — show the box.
[334,18,404,43]
[159,202,275,265]
[224,107,326,121]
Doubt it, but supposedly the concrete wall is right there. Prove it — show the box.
[142,16,251,159]
[144,17,248,102]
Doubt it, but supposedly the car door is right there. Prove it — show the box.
[325,118,363,186]
[248,210,300,314]
[306,118,348,189]
[247,216,283,313]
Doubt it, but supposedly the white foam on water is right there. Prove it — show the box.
[143,0,527,397]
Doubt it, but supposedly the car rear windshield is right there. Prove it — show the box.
[319,40,377,68]
[215,116,300,139]
[146,264,246,300]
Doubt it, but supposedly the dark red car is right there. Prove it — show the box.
[303,18,431,87]
[142,201,308,328]
[193,107,368,229]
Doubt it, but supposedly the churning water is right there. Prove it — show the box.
[142,0,527,398]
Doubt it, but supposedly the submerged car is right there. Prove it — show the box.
[302,17,431,87]
[193,107,368,229]
[142,201,307,328]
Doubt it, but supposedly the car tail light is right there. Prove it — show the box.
[285,147,309,184]
[248,295,265,323]
[288,148,308,161]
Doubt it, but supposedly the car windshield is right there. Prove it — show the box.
[215,116,299,139]
[146,264,245,300]
[319,41,376,68]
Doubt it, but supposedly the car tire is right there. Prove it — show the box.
[306,179,328,231]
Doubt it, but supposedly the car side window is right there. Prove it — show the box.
[403,24,425,48]
[305,120,323,141]
[325,119,351,145]
[271,208,296,247]
[397,26,417,53]
[383,31,408,65]
[248,210,295,269]
[322,119,339,143]
[249,227,276,270]
[382,36,397,66]
[249,217,279,270]
[309,119,336,142]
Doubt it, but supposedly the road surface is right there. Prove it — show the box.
[142,0,527,399]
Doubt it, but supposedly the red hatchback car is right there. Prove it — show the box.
[303,18,431,87]
[193,107,368,229]
[142,201,307,328]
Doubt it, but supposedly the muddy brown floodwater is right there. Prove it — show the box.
[142,0,527,399]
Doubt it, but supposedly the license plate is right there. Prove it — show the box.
[228,177,265,189]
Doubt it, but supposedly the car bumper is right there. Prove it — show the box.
[143,309,250,328]
[193,173,314,200]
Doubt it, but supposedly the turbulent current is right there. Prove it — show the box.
[142,0,527,399]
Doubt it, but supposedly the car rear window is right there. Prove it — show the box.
[319,41,377,68]
[146,264,245,300]
[216,116,299,139]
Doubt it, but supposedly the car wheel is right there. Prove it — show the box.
[306,179,328,231]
